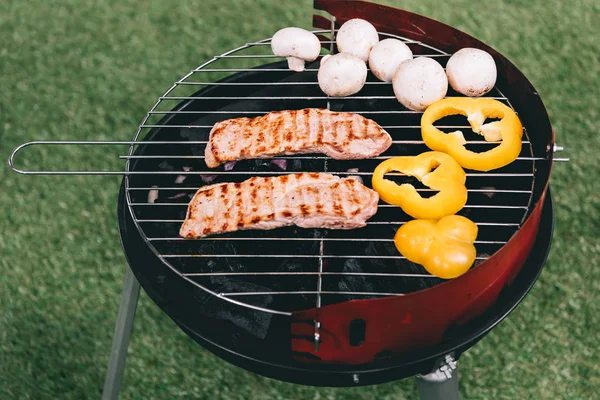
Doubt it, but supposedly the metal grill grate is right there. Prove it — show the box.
[121,27,540,317]
[9,27,562,318]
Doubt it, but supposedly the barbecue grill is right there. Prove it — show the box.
[9,1,567,398]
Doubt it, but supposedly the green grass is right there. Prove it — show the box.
[1,0,598,398]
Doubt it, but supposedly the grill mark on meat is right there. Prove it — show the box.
[345,179,359,216]
[244,118,255,156]
[299,204,309,216]
[234,188,244,228]
[300,108,310,148]
[353,114,361,140]
[272,116,283,150]
[330,182,343,216]
[180,173,379,238]
[345,118,354,140]
[256,118,265,151]
[221,187,231,224]
[317,109,326,145]
[314,109,323,147]
[285,131,298,151]
[268,176,276,219]
[285,111,296,151]
[204,109,391,168]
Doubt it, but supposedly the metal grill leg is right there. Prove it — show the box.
[102,267,141,400]
[415,354,459,400]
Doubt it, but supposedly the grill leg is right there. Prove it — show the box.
[101,267,141,400]
[415,354,459,400]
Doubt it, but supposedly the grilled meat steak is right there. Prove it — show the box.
[180,173,379,238]
[204,108,392,168]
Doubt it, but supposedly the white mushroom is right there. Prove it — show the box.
[271,27,321,72]
[336,19,379,62]
[368,38,413,82]
[392,57,448,111]
[446,48,497,97]
[318,53,367,97]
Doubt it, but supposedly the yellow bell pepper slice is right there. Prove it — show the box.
[372,151,467,220]
[421,97,523,171]
[395,215,478,279]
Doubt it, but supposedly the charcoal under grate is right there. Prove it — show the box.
[121,28,537,316]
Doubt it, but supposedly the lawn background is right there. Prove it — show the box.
[1,0,598,399]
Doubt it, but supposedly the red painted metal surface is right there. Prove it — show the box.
[290,0,554,364]
[292,193,545,364]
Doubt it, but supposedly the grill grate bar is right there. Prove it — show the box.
[126,187,533,194]
[212,54,448,59]
[148,237,507,244]
[159,95,509,101]
[139,124,519,130]
[367,221,520,226]
[146,109,520,117]
[192,68,319,72]
[121,155,540,160]
[178,80,444,85]
[221,291,404,297]
[116,171,537,176]
[131,202,529,210]
[184,271,436,278]
[161,254,490,259]
[148,110,424,115]
[246,41,336,45]
[136,219,521,226]
[214,54,283,58]
[246,38,421,46]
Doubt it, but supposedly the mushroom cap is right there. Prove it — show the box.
[271,27,321,61]
[336,19,379,62]
[368,38,413,82]
[446,48,497,97]
[318,53,367,97]
[392,57,448,111]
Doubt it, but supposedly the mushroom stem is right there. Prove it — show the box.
[287,57,305,72]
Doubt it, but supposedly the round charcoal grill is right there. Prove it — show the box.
[9,0,566,396]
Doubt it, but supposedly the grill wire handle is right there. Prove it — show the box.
[9,139,567,175]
